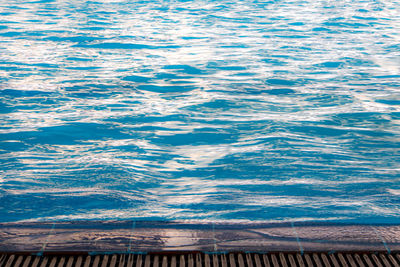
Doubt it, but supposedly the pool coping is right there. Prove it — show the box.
[1,221,399,254]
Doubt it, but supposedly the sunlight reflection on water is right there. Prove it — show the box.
[0,0,400,223]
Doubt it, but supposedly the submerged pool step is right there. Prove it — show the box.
[1,253,400,267]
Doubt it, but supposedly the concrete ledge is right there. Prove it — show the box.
[1,221,399,253]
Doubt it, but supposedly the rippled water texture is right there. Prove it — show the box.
[1,0,400,223]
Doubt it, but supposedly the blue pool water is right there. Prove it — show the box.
[0,0,400,224]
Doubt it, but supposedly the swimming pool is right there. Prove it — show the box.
[0,0,400,224]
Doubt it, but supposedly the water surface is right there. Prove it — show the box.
[1,0,400,223]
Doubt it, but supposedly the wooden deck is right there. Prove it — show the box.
[1,252,400,267]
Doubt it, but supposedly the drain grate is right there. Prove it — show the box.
[1,253,400,267]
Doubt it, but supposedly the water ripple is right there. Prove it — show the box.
[1,0,400,223]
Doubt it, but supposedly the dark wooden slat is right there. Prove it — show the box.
[92,256,100,267]
[127,254,135,267]
[287,254,298,267]
[22,256,31,267]
[171,256,177,267]
[312,253,323,267]
[212,255,218,267]
[39,257,48,267]
[378,254,392,267]
[253,254,262,267]
[219,255,226,267]
[74,257,82,267]
[280,253,288,267]
[57,257,66,267]
[296,254,305,267]
[13,256,23,267]
[49,257,57,267]
[237,254,245,267]
[345,254,357,267]
[118,255,126,267]
[386,254,399,267]
[66,256,73,267]
[145,255,151,267]
[246,253,253,267]
[0,255,6,267]
[262,254,271,267]
[371,254,384,267]
[136,255,143,267]
[153,255,159,267]
[229,254,236,267]
[203,255,210,267]
[101,255,109,267]
[320,254,331,267]
[270,254,279,267]
[304,254,314,267]
[83,256,91,267]
[328,254,340,267]
[337,253,348,267]
[354,254,366,267]
[196,254,202,267]
[363,254,375,267]
[188,255,194,267]
[110,255,117,267]
[31,256,41,267]
[162,256,167,267]
[396,254,400,266]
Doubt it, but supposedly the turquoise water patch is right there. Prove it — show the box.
[0,0,399,224]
